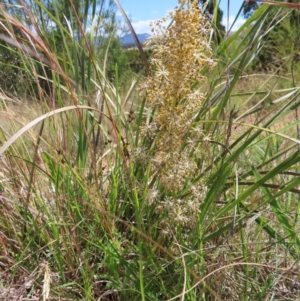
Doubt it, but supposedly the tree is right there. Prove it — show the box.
[242,1,259,18]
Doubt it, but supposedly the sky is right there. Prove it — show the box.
[117,0,246,34]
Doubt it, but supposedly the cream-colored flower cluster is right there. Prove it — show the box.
[144,0,215,194]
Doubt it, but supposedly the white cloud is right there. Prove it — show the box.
[116,10,133,19]
[130,18,169,34]
[127,15,245,35]
[222,16,246,32]
[130,20,153,34]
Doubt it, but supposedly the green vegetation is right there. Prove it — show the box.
[243,0,300,73]
[1,0,300,300]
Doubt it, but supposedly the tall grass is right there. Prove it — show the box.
[1,0,300,300]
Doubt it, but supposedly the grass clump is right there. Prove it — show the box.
[1,0,300,300]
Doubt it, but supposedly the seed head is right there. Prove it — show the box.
[141,0,215,229]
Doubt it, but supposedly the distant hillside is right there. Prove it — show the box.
[120,33,151,47]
